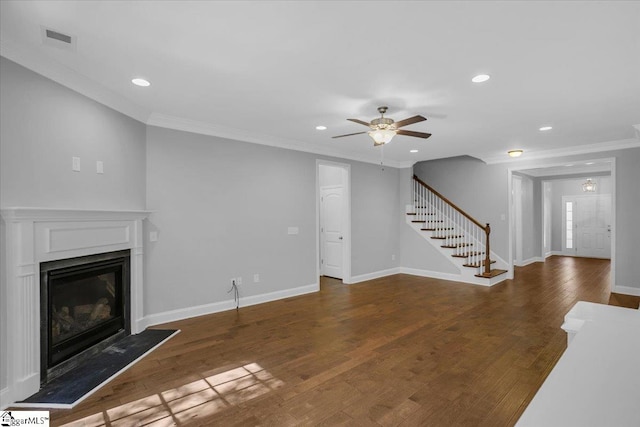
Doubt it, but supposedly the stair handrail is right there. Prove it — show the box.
[413,175,492,276]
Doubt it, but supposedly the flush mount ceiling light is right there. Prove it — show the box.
[539,126,553,131]
[508,149,523,158]
[410,149,419,153]
[472,74,491,83]
[131,78,150,87]
[582,178,596,192]
[315,125,327,130]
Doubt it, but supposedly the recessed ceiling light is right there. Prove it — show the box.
[508,150,523,158]
[565,164,574,167]
[585,162,595,165]
[131,78,150,87]
[315,125,327,130]
[410,149,419,153]
[472,74,490,83]
[539,126,553,131]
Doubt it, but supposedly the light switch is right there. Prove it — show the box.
[149,231,158,242]
[96,161,104,174]
[72,157,80,172]
[500,213,506,221]
[287,227,299,235]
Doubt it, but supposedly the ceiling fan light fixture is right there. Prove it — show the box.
[368,128,396,145]
[508,149,523,158]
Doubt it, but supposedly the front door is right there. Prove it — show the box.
[575,194,611,258]
[320,186,344,279]
[563,194,611,258]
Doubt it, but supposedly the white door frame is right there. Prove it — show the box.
[316,160,351,283]
[512,174,524,266]
[542,180,552,259]
[507,157,616,289]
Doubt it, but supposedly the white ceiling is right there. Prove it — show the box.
[1,1,639,167]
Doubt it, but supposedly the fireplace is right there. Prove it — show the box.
[1,207,148,407]
[40,250,131,383]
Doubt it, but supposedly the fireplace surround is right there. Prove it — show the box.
[0,208,149,408]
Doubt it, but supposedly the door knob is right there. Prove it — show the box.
[338,236,343,240]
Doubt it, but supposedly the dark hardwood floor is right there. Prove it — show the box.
[49,256,639,426]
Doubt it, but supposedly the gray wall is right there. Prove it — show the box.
[414,149,640,291]
[145,126,401,316]
[0,57,146,209]
[512,172,540,263]
[0,56,146,394]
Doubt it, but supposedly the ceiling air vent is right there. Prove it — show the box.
[41,26,76,51]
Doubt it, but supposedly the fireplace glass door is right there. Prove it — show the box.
[41,250,130,381]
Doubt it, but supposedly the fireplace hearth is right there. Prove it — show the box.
[40,250,131,383]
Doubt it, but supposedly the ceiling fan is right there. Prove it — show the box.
[333,106,432,146]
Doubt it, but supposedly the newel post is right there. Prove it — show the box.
[484,223,491,276]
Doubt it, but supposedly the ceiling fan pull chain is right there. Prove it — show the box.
[380,144,385,171]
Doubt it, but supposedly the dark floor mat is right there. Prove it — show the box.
[18,329,179,408]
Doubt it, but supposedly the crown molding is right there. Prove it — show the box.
[634,124,640,139]
[0,38,151,123]
[147,112,409,169]
[481,138,640,165]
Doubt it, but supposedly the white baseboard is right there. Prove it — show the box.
[515,257,544,267]
[399,267,465,283]
[344,268,400,284]
[142,283,319,328]
[612,285,640,297]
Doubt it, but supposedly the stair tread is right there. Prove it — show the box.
[463,260,496,268]
[412,220,444,223]
[452,251,484,258]
[430,235,463,240]
[475,269,508,278]
[421,227,455,231]
[441,243,473,248]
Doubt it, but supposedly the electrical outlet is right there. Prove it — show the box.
[96,160,104,174]
[72,156,80,172]
[237,277,243,285]
[230,278,236,286]
[253,274,260,283]
[391,254,396,261]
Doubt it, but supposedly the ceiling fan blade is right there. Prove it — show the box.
[347,118,372,127]
[332,131,368,139]
[396,129,432,139]
[394,115,427,128]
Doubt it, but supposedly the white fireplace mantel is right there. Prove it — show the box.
[1,207,150,408]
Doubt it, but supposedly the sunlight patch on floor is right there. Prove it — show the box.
[59,362,284,426]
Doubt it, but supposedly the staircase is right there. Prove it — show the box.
[407,175,508,286]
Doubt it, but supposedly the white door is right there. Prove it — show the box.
[575,195,611,258]
[320,186,344,278]
[563,195,611,258]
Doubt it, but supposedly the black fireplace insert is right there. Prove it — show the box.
[40,250,130,383]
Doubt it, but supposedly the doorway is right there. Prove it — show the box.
[317,161,351,281]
